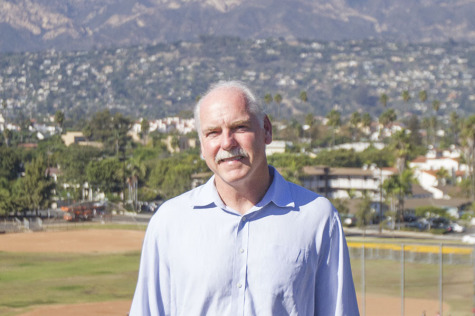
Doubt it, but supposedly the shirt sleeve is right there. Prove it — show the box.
[129,215,170,316]
[314,208,360,316]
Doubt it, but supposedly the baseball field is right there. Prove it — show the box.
[0,227,472,316]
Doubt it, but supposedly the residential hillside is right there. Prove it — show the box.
[1,37,474,122]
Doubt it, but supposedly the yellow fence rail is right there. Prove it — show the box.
[347,242,473,255]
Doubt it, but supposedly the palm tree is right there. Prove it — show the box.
[140,118,150,146]
[361,113,372,136]
[382,169,413,230]
[264,93,273,105]
[378,109,397,139]
[3,128,11,147]
[356,192,373,236]
[54,110,65,133]
[326,109,341,148]
[461,115,475,199]
[349,111,361,141]
[402,90,411,103]
[299,90,308,103]
[379,93,389,108]
[418,90,427,103]
[274,93,283,118]
[435,168,449,186]
[431,99,440,146]
[419,90,428,113]
[449,111,460,145]
[304,113,316,141]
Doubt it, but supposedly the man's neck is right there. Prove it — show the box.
[215,169,272,215]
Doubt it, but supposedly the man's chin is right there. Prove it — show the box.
[215,169,250,185]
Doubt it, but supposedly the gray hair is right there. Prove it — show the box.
[194,80,266,135]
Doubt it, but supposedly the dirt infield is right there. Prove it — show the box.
[0,229,145,253]
[1,229,447,316]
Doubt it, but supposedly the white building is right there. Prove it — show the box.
[265,140,287,155]
[409,148,467,199]
[300,165,395,199]
[132,117,195,135]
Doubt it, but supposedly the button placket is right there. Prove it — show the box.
[233,215,250,315]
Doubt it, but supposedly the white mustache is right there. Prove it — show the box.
[215,148,249,164]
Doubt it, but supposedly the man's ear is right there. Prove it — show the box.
[263,115,272,144]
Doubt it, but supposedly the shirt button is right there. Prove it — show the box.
[237,283,242,288]
[240,248,245,254]
[242,216,247,222]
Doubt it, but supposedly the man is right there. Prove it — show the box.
[130,80,359,315]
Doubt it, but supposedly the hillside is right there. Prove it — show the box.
[1,37,473,122]
[1,0,475,52]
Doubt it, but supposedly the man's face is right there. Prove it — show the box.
[199,87,272,188]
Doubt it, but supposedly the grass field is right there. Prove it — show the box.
[0,251,141,316]
[0,229,473,315]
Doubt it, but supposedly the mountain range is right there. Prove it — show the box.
[1,0,475,52]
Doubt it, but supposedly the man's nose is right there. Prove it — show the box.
[221,131,237,150]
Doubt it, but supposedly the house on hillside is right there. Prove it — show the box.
[409,148,467,199]
[61,131,103,148]
[299,165,395,200]
[266,140,287,155]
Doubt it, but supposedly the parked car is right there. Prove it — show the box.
[405,218,428,231]
[340,214,357,227]
[450,222,465,233]
[428,217,452,233]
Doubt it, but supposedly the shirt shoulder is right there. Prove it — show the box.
[148,184,208,228]
[287,181,335,213]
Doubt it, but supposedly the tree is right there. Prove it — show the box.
[356,192,373,236]
[326,109,341,148]
[0,147,22,180]
[418,90,427,104]
[461,115,475,199]
[0,177,13,215]
[140,118,150,145]
[402,90,411,103]
[86,157,125,196]
[264,93,273,105]
[349,112,361,141]
[390,130,411,171]
[83,110,132,157]
[304,113,316,141]
[379,93,389,108]
[378,109,397,139]
[17,156,55,215]
[435,167,449,186]
[361,113,372,136]
[379,108,397,128]
[431,100,440,146]
[449,111,460,145]
[274,93,283,118]
[147,153,207,199]
[382,169,413,229]
[2,128,12,147]
[403,115,425,157]
[299,90,308,103]
[331,198,349,216]
[54,110,65,131]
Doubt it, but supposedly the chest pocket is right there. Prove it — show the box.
[248,243,310,294]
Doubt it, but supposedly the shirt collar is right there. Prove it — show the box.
[192,166,295,210]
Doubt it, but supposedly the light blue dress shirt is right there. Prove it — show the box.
[130,167,359,316]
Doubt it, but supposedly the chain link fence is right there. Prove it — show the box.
[348,241,475,316]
